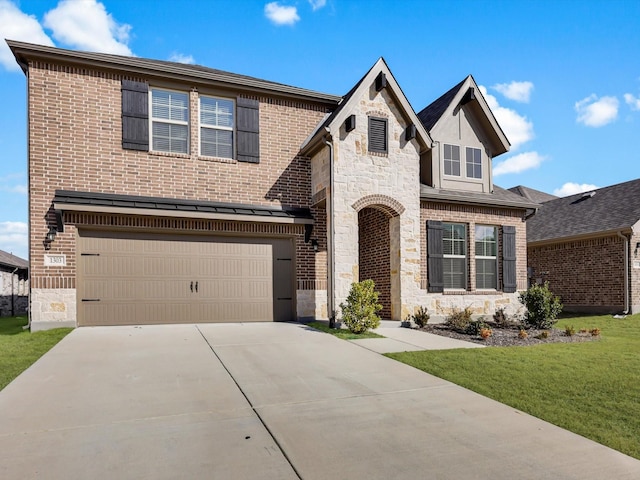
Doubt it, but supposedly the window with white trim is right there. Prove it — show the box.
[200,96,234,159]
[443,223,466,289]
[443,144,460,176]
[466,147,482,179]
[150,89,189,154]
[475,225,497,289]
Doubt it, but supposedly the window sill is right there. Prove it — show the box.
[149,150,191,160]
[197,155,236,164]
[443,290,503,296]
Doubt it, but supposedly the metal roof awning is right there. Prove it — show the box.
[53,190,314,228]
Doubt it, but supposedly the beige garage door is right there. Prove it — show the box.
[77,230,294,326]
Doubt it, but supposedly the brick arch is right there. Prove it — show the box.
[351,195,405,217]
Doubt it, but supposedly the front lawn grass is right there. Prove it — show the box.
[386,314,640,460]
[0,316,72,391]
[306,321,384,340]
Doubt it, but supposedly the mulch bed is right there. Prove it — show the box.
[420,323,600,347]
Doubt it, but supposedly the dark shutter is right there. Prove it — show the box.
[236,97,260,163]
[368,117,387,153]
[427,220,444,293]
[121,80,149,151]
[502,225,517,293]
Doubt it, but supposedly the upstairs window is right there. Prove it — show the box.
[475,225,497,289]
[200,96,234,159]
[151,89,189,154]
[443,223,466,289]
[368,117,388,153]
[443,144,460,176]
[466,147,482,179]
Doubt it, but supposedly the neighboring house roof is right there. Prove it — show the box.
[417,75,510,157]
[7,40,341,105]
[0,249,28,270]
[301,57,432,155]
[508,185,558,204]
[53,190,313,224]
[420,185,539,210]
[527,178,640,244]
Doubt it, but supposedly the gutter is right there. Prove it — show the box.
[325,136,336,328]
[617,231,630,314]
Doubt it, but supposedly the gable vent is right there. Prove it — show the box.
[368,117,387,153]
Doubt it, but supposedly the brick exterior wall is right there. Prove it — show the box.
[358,207,391,318]
[631,229,640,314]
[528,235,626,313]
[27,61,331,326]
[419,201,527,319]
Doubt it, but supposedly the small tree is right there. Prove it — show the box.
[340,280,383,334]
[519,282,563,329]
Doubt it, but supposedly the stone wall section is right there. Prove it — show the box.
[0,271,28,316]
[330,85,423,320]
[630,227,640,314]
[27,61,330,327]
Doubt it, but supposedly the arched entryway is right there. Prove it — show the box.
[358,207,392,318]
[353,195,405,320]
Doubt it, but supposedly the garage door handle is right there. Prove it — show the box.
[277,297,292,300]
[195,281,198,292]
[81,299,100,302]
[190,281,193,292]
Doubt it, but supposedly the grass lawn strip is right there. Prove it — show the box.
[386,314,640,460]
[306,321,384,340]
[0,316,73,391]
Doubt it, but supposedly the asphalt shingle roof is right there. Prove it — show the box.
[508,185,558,204]
[526,178,640,243]
[417,78,466,131]
[0,250,28,269]
[420,184,539,210]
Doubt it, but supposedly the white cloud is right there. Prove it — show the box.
[0,0,54,71]
[553,182,599,197]
[265,2,300,25]
[493,151,546,176]
[479,86,534,150]
[492,81,534,103]
[43,0,132,55]
[624,93,640,111]
[169,52,195,64]
[0,173,27,194]
[575,94,618,127]
[0,221,28,259]
[309,0,327,10]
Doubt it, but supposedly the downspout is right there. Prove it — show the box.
[617,231,630,314]
[324,137,336,328]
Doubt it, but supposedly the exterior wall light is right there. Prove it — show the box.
[44,226,57,250]
[311,239,319,252]
[635,242,640,257]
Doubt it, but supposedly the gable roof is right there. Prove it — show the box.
[416,75,510,156]
[527,178,640,244]
[508,185,558,204]
[0,250,28,270]
[300,57,432,154]
[420,184,539,210]
[7,40,341,105]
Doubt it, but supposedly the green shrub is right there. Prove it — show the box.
[445,307,473,333]
[519,282,563,329]
[410,306,430,328]
[493,308,517,328]
[339,280,383,334]
[565,325,576,337]
[465,318,488,336]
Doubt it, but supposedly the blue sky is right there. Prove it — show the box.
[1,0,639,259]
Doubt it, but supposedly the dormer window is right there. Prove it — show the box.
[443,144,460,176]
[466,147,482,179]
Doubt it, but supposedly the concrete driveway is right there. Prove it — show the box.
[1,323,639,479]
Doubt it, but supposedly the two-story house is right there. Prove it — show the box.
[9,41,536,330]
